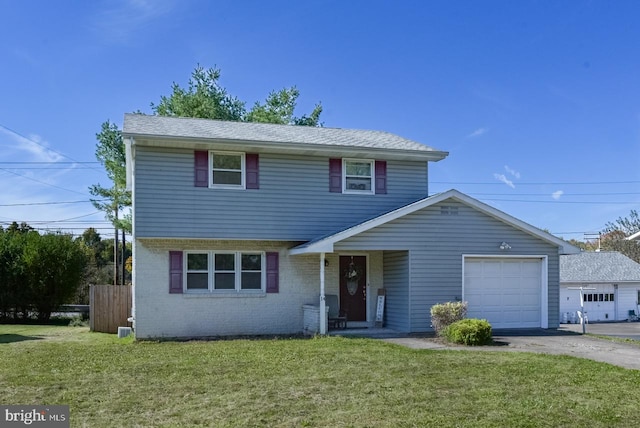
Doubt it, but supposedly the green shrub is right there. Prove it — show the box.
[430,301,467,335]
[442,318,492,346]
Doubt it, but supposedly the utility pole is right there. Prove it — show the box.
[121,229,126,285]
[114,205,119,286]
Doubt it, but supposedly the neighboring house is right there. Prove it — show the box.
[123,113,579,339]
[560,252,640,322]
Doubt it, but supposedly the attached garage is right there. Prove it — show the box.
[464,257,547,329]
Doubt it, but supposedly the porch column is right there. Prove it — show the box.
[319,252,327,335]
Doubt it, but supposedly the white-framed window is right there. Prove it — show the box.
[185,251,264,293]
[210,151,245,188]
[343,159,374,194]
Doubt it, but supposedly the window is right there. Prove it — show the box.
[583,293,614,302]
[344,159,373,193]
[211,151,244,188]
[186,253,209,290]
[185,251,264,293]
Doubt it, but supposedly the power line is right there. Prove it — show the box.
[466,192,640,197]
[433,180,640,186]
[0,167,91,197]
[478,198,638,205]
[0,161,99,164]
[0,199,107,207]
[0,124,103,173]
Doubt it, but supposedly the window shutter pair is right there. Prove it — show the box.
[329,158,387,194]
[168,251,279,294]
[194,151,259,189]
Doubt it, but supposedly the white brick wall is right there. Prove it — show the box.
[133,239,324,338]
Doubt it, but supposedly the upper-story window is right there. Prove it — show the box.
[344,159,374,193]
[211,151,245,188]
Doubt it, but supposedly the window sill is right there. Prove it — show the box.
[182,292,266,298]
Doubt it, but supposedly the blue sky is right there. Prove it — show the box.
[1,0,639,241]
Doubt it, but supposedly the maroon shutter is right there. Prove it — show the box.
[169,251,183,294]
[246,153,259,189]
[375,160,387,194]
[329,158,342,193]
[194,151,208,187]
[266,252,279,293]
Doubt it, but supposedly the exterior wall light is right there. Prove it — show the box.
[499,242,512,251]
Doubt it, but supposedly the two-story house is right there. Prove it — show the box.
[123,113,579,339]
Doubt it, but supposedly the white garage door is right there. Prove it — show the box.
[464,258,543,329]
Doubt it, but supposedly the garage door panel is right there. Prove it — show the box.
[464,258,543,329]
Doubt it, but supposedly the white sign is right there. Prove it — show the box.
[375,295,385,325]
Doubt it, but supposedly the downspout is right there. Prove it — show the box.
[319,252,327,335]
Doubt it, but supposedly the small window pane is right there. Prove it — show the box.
[212,171,242,185]
[215,273,235,289]
[241,272,262,290]
[215,254,235,271]
[187,253,208,270]
[346,177,371,191]
[610,293,615,302]
[346,162,371,176]
[213,154,241,170]
[187,273,208,290]
[242,254,261,271]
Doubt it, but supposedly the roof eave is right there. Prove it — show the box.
[123,134,449,162]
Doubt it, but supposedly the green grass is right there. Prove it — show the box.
[1,325,639,427]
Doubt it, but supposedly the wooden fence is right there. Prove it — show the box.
[90,285,132,334]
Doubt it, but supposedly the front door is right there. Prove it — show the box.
[340,255,367,321]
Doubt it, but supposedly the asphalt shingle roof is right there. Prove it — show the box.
[560,251,640,283]
[122,113,447,157]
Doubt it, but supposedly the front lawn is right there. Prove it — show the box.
[1,325,638,427]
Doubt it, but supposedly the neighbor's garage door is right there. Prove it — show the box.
[464,258,543,329]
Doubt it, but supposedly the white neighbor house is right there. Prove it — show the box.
[560,252,640,322]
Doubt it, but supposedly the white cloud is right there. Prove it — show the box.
[466,128,488,138]
[0,127,63,163]
[551,190,564,200]
[504,165,521,179]
[493,173,515,189]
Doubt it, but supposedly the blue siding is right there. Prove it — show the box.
[382,251,410,332]
[334,200,560,332]
[134,147,429,240]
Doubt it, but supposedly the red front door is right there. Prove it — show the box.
[339,256,367,321]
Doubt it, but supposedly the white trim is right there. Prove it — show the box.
[462,255,549,329]
[626,230,640,241]
[209,150,246,189]
[342,158,375,194]
[290,189,581,255]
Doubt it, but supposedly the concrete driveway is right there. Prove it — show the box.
[384,322,640,370]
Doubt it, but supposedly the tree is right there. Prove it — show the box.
[151,65,245,121]
[22,233,87,321]
[601,210,640,263]
[89,121,131,233]
[246,87,323,126]
[603,210,640,237]
[0,228,87,321]
[150,64,323,125]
